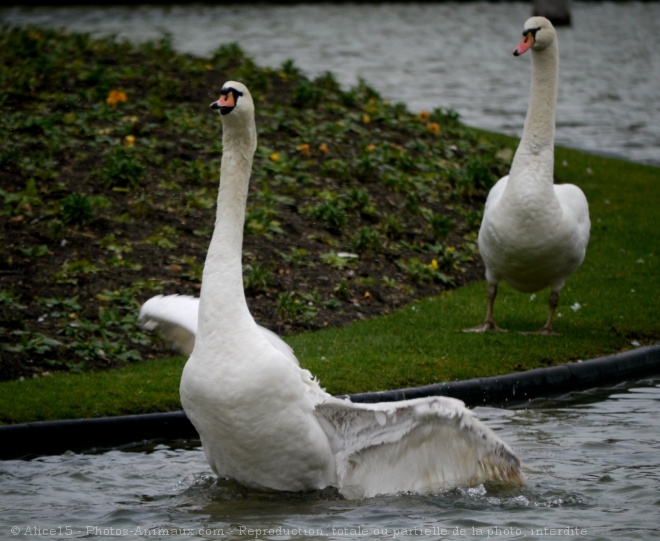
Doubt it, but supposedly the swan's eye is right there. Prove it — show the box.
[522,27,541,39]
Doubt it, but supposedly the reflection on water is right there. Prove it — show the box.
[2,379,659,540]
[1,2,659,166]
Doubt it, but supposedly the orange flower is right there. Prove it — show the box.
[419,111,431,121]
[365,144,376,153]
[124,135,136,147]
[319,143,329,154]
[106,90,127,109]
[427,122,440,135]
[296,143,311,158]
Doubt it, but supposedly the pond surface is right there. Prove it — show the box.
[1,2,659,166]
[2,379,659,540]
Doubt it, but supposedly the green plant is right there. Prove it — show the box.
[19,245,49,257]
[243,263,273,293]
[398,257,454,285]
[292,79,324,108]
[280,247,310,265]
[2,331,63,357]
[276,291,318,324]
[306,200,347,233]
[245,207,284,238]
[38,296,82,315]
[51,260,101,285]
[144,226,178,249]
[0,289,27,310]
[320,251,356,270]
[170,255,203,282]
[0,178,41,215]
[381,214,403,239]
[102,147,144,188]
[350,227,382,254]
[60,192,94,225]
[427,213,455,240]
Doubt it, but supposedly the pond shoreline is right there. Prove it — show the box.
[3,344,658,461]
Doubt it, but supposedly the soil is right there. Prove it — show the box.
[0,28,500,381]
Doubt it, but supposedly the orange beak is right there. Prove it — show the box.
[513,32,535,56]
[210,91,237,114]
[218,92,235,108]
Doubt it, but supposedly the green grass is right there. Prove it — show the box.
[1,141,657,424]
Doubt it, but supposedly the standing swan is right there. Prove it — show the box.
[466,17,590,334]
[140,81,523,497]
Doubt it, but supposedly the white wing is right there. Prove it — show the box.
[138,295,199,355]
[315,395,523,498]
[138,294,297,364]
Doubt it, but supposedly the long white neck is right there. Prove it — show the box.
[195,115,257,357]
[508,39,558,193]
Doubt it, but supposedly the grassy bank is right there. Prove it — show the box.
[0,27,658,424]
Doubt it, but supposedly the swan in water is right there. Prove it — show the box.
[139,81,523,498]
[466,16,590,335]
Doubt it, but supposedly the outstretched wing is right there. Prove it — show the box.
[315,396,523,498]
[138,294,297,364]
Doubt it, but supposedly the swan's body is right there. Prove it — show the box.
[467,17,590,334]
[140,81,523,497]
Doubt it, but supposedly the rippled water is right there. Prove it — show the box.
[2,2,659,166]
[3,380,659,540]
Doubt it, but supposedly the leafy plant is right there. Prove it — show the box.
[102,147,144,188]
[350,227,382,254]
[60,192,94,225]
[245,207,284,238]
[276,291,318,324]
[1,178,41,215]
[320,251,356,270]
[243,263,274,294]
[398,257,454,285]
[306,200,347,233]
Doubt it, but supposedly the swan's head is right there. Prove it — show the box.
[210,81,254,121]
[513,16,556,56]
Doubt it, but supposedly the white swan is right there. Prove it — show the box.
[139,81,523,497]
[466,17,590,335]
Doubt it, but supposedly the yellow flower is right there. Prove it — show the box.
[430,259,439,270]
[419,111,431,121]
[124,135,136,147]
[447,246,456,253]
[106,90,127,109]
[365,144,376,153]
[296,143,311,158]
[319,143,329,154]
[362,114,371,125]
[427,122,440,134]
[269,152,281,162]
